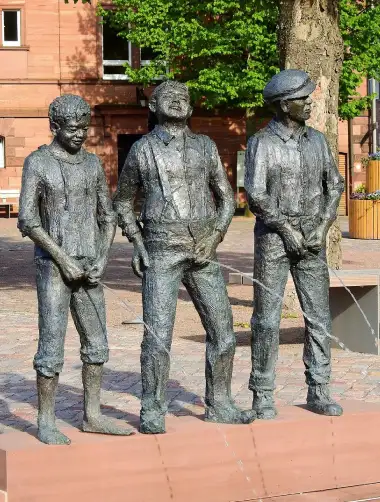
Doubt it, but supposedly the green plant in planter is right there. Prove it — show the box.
[361,153,380,170]
[354,183,366,194]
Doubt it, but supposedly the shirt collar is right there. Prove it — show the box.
[268,118,308,143]
[42,144,87,165]
[152,124,196,145]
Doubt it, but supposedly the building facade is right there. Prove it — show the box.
[0,0,375,216]
[338,80,372,185]
[0,0,245,194]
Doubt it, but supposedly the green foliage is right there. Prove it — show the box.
[99,0,279,109]
[66,0,380,120]
[354,183,366,193]
[339,0,380,119]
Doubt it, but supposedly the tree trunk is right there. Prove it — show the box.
[278,0,344,269]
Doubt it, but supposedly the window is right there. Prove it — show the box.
[140,47,168,80]
[2,10,21,47]
[140,47,158,67]
[102,22,131,80]
[0,137,5,169]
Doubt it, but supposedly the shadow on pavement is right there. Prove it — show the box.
[0,369,204,434]
[182,326,305,347]
[0,234,255,306]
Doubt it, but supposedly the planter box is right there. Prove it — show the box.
[349,199,380,239]
[366,160,380,193]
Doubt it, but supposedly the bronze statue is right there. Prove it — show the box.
[245,70,344,419]
[18,94,132,444]
[114,81,256,434]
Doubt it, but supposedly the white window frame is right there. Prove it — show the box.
[102,22,131,81]
[140,48,169,81]
[2,10,21,47]
[0,137,5,169]
[140,59,152,67]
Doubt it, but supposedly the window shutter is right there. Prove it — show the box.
[338,153,347,216]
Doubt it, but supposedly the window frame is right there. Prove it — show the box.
[101,20,132,81]
[139,47,169,81]
[2,9,21,47]
[140,59,152,68]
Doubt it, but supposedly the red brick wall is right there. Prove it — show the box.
[338,80,371,192]
[0,0,140,191]
[0,117,51,189]
[338,113,371,192]
[191,114,246,190]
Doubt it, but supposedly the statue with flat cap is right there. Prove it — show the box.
[244,69,344,419]
[18,94,133,444]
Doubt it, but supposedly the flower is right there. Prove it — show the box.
[350,189,380,200]
[368,153,380,160]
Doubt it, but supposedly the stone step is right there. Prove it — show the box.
[1,401,380,501]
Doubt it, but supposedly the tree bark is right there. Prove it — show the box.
[278,0,344,269]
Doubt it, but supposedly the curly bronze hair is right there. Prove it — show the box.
[149,81,190,107]
[48,94,91,127]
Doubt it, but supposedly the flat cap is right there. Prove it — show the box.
[263,69,316,103]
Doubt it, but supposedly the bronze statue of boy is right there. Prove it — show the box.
[245,70,344,419]
[18,94,132,444]
[114,81,255,433]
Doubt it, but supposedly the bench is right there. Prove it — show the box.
[0,189,20,218]
[229,269,380,355]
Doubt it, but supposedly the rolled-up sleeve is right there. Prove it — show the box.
[208,138,235,240]
[113,142,142,241]
[18,155,43,237]
[96,159,117,226]
[244,135,287,230]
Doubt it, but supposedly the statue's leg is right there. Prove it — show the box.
[249,232,289,419]
[292,252,343,416]
[34,258,71,445]
[81,363,134,435]
[140,249,184,434]
[183,260,254,424]
[70,283,134,435]
[36,373,71,445]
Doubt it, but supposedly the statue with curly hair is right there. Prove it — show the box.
[18,94,133,444]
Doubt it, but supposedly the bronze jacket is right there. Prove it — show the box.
[18,146,115,259]
[113,125,235,241]
[244,119,344,236]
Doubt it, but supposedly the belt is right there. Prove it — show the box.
[143,218,216,241]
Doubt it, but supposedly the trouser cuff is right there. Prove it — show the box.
[80,349,109,365]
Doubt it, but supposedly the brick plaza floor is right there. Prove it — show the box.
[1,216,380,434]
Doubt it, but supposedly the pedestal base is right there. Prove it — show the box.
[1,401,380,501]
